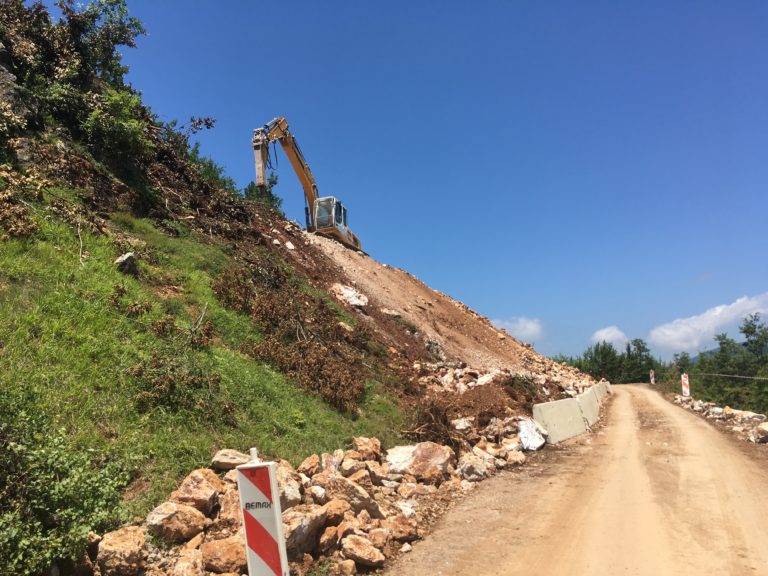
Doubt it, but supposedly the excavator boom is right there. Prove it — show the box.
[252,117,361,251]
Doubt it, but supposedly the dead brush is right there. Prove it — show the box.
[405,396,467,452]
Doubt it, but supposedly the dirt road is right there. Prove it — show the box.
[387,385,768,576]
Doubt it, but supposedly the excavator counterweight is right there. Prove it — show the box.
[252,117,362,251]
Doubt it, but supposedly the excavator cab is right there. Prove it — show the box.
[312,196,361,250]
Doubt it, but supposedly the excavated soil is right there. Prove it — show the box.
[303,233,554,373]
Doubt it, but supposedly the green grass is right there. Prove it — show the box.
[0,203,404,516]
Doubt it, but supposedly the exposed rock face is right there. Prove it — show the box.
[96,526,147,576]
[341,535,385,567]
[146,501,206,543]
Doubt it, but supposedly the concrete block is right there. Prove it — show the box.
[578,387,600,427]
[533,398,588,444]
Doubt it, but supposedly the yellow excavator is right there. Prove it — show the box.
[252,117,362,251]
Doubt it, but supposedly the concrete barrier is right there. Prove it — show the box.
[532,398,588,444]
[532,383,612,444]
[577,387,600,427]
[593,382,606,403]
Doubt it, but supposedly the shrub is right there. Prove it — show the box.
[0,389,127,576]
[81,86,153,172]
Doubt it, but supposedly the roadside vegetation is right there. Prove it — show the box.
[556,314,768,415]
[0,2,403,573]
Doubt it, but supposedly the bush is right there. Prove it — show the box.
[0,389,127,576]
[242,175,283,213]
[81,87,153,172]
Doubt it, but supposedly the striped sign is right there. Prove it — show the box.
[236,461,289,576]
[681,373,690,397]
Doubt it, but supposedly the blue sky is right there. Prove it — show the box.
[110,1,767,359]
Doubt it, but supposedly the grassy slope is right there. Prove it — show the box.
[0,188,403,515]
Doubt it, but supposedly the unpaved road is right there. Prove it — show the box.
[387,385,768,575]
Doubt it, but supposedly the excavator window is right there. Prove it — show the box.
[315,198,333,229]
[334,202,344,226]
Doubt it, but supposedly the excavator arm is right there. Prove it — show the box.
[252,117,361,251]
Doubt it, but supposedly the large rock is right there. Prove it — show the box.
[211,449,250,470]
[97,526,146,576]
[458,453,491,482]
[751,422,768,444]
[276,461,303,510]
[518,419,546,451]
[341,535,385,568]
[171,468,223,516]
[319,476,383,518]
[146,501,206,543]
[297,454,321,476]
[200,534,247,573]
[351,437,382,461]
[322,498,352,526]
[282,504,327,559]
[171,549,204,576]
[208,486,241,540]
[385,442,455,484]
[331,284,368,307]
[381,514,419,542]
[114,252,138,276]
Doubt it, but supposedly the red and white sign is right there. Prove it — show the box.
[236,461,289,576]
[681,373,690,397]
[650,369,655,385]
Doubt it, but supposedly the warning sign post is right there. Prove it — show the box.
[681,373,690,397]
[650,369,655,385]
[236,458,290,576]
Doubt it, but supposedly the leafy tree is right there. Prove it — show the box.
[619,338,655,383]
[56,0,145,87]
[187,142,238,195]
[243,173,283,212]
[574,341,623,382]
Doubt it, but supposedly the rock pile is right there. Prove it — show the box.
[673,395,768,443]
[415,360,592,397]
[91,422,551,575]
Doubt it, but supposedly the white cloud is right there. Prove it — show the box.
[648,293,768,352]
[591,326,629,349]
[493,317,543,342]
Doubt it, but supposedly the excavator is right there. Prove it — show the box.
[252,117,362,251]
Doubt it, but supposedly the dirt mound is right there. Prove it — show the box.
[304,233,577,376]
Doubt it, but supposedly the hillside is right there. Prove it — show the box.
[0,3,592,574]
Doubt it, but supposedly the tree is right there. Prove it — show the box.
[242,173,283,212]
[574,341,622,382]
[620,339,655,383]
[56,0,145,87]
